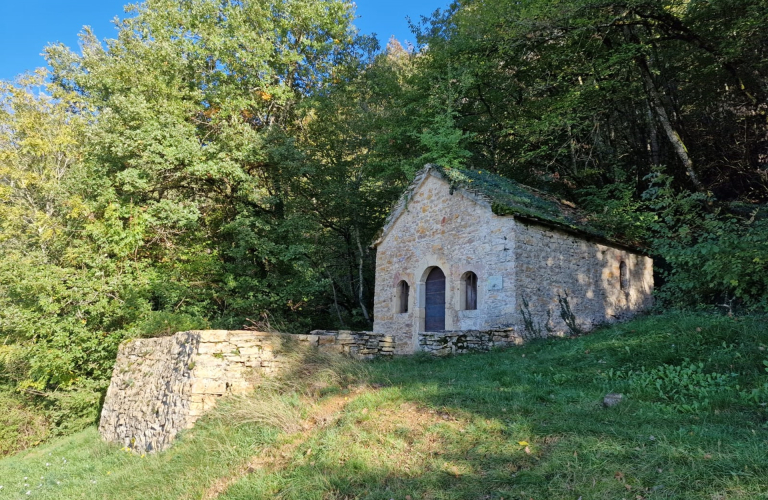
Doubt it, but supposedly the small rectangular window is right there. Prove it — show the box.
[619,261,629,291]
[396,280,410,313]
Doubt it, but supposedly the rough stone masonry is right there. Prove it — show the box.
[372,165,654,352]
[99,327,525,452]
[99,329,394,452]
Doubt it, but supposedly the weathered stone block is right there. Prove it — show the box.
[237,346,263,356]
[197,343,226,355]
[199,330,230,343]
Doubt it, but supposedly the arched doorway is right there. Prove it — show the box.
[425,267,446,331]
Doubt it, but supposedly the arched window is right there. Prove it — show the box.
[461,271,478,310]
[619,261,629,291]
[395,280,410,313]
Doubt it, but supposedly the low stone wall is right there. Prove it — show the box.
[99,328,519,452]
[98,333,199,453]
[99,330,395,452]
[307,330,395,359]
[419,328,522,356]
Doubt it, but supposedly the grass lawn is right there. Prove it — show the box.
[1,312,767,499]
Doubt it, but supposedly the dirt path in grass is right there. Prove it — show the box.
[200,385,370,499]
[200,384,468,500]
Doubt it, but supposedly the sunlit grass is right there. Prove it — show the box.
[1,312,767,499]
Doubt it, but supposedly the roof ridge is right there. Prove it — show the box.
[374,164,645,252]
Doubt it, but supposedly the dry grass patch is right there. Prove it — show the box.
[202,387,367,499]
[201,345,372,499]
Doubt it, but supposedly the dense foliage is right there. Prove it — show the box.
[1,0,767,436]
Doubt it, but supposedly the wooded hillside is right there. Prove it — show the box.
[1,0,767,438]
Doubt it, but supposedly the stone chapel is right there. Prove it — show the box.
[372,165,654,354]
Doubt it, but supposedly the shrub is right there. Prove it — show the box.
[41,380,107,436]
[644,172,768,312]
[0,390,49,456]
[137,311,210,338]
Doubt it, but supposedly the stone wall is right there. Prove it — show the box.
[306,330,394,359]
[98,333,199,453]
[419,328,522,356]
[513,221,654,336]
[99,330,394,452]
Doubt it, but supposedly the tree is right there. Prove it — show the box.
[0,71,83,256]
[289,38,423,327]
[410,0,768,200]
[0,72,151,430]
[44,0,377,330]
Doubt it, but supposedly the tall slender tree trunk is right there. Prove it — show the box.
[353,226,371,325]
[646,99,660,167]
[623,24,703,191]
[325,267,346,327]
[637,58,703,190]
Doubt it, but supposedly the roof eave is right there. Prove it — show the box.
[509,212,651,256]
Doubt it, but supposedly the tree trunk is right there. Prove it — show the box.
[353,226,371,325]
[325,268,346,327]
[646,99,660,167]
[621,24,703,190]
[634,51,703,190]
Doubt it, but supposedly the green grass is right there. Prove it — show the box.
[1,312,767,499]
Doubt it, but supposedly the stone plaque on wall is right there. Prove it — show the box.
[487,276,503,290]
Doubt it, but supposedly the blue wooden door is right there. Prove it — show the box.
[425,267,446,331]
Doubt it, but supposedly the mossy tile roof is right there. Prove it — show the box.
[375,164,639,250]
[429,165,606,238]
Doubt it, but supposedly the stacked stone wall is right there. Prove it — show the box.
[99,330,394,452]
[418,328,522,356]
[307,330,394,358]
[98,333,198,453]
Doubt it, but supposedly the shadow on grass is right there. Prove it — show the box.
[217,313,768,500]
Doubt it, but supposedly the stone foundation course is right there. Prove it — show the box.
[99,327,520,452]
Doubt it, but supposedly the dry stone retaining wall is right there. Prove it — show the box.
[98,333,198,453]
[306,330,395,359]
[100,330,395,452]
[99,327,515,452]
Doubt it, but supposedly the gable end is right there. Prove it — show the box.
[372,165,493,248]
